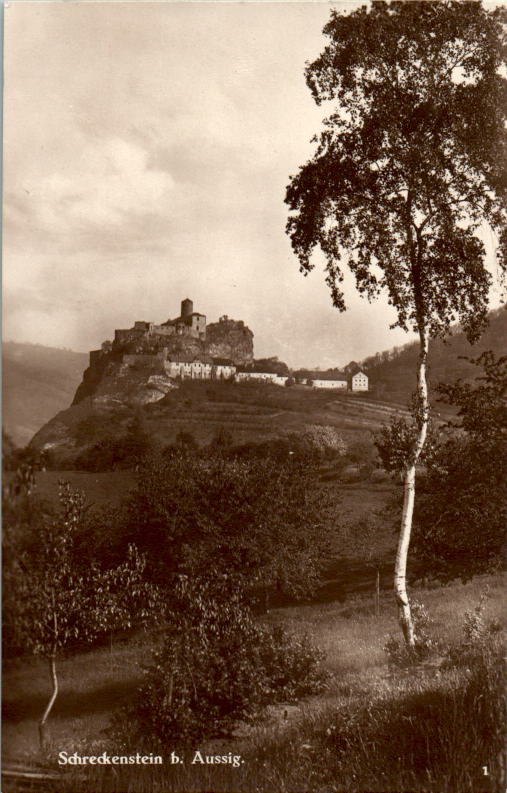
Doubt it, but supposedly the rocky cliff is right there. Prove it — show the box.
[206,319,254,366]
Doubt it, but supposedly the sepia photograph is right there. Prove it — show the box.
[2,1,506,791]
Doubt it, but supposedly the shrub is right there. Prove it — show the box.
[444,589,504,670]
[113,577,328,748]
[412,354,506,583]
[257,624,329,702]
[384,600,441,667]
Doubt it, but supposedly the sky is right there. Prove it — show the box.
[3,1,504,368]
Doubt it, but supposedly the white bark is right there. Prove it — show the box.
[39,653,58,748]
[394,326,430,647]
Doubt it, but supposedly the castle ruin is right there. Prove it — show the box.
[72,299,254,405]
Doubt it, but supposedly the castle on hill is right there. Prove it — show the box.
[72,299,254,404]
[72,298,367,406]
[90,298,254,365]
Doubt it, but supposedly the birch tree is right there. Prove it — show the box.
[285,1,506,645]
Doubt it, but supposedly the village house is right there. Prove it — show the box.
[351,370,369,391]
[294,368,369,391]
[311,376,348,389]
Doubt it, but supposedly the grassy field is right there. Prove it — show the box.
[3,573,505,791]
[5,430,504,792]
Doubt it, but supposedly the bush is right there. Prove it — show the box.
[113,577,328,748]
[444,589,503,670]
[384,600,441,667]
[257,624,329,702]
[412,353,506,583]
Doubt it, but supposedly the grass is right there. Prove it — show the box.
[3,634,152,764]
[3,574,505,792]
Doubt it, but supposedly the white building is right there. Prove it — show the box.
[236,371,279,384]
[235,371,289,386]
[212,359,236,380]
[351,371,369,391]
[310,378,348,390]
[164,356,236,381]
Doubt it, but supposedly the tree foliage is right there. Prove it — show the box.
[73,411,154,471]
[3,478,160,745]
[286,1,506,337]
[111,450,332,599]
[412,353,507,581]
[285,0,506,644]
[112,575,328,748]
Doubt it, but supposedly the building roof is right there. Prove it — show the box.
[168,354,197,364]
[167,354,216,365]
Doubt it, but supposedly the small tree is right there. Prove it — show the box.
[113,574,328,748]
[4,480,159,748]
[286,424,346,461]
[285,2,506,644]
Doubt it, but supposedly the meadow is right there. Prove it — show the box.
[30,380,414,461]
[3,569,505,792]
[3,376,505,793]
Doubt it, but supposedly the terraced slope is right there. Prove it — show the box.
[30,381,411,459]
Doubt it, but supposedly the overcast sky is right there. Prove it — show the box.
[3,1,504,368]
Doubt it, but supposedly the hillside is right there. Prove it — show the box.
[29,380,409,461]
[362,305,507,406]
[5,306,505,450]
[3,343,88,446]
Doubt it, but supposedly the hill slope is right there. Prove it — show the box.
[5,306,505,449]
[362,305,507,405]
[3,343,88,446]
[29,380,408,461]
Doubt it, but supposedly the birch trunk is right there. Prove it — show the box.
[39,653,58,748]
[394,326,429,646]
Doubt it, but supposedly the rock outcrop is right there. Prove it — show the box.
[206,319,254,367]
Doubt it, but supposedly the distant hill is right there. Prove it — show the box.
[3,342,88,446]
[360,306,507,406]
[4,305,506,449]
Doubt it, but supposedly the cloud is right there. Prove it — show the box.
[19,137,174,236]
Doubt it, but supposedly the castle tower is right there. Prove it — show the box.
[181,298,193,320]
